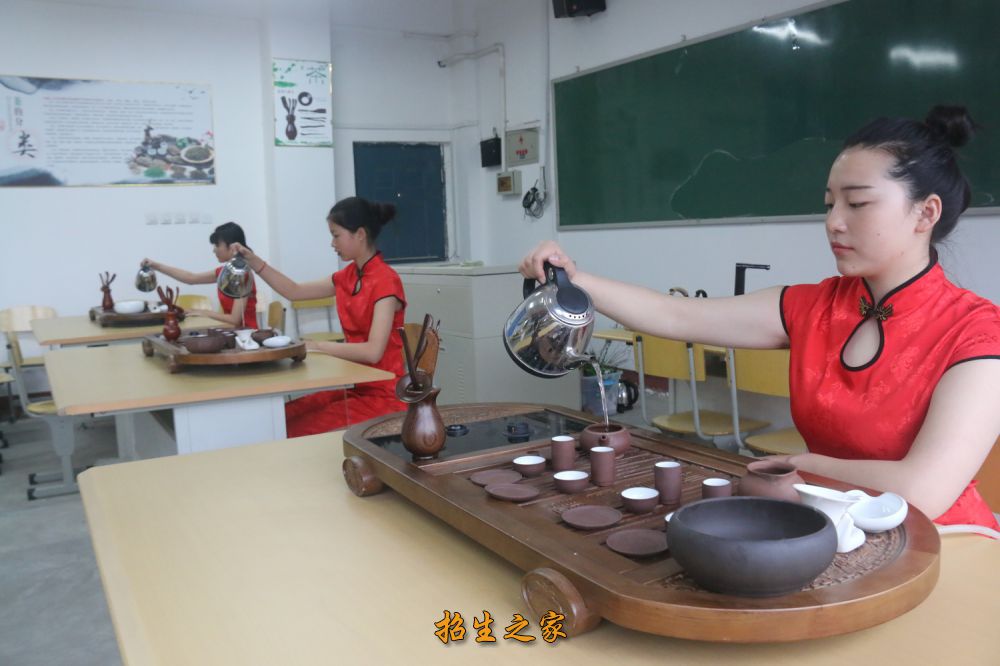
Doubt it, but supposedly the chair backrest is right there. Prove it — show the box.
[175,294,215,312]
[975,436,1000,512]
[267,301,286,331]
[291,297,335,335]
[0,305,57,333]
[6,334,34,408]
[732,348,791,397]
[639,335,707,382]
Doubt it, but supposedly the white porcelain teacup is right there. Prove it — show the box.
[235,329,254,344]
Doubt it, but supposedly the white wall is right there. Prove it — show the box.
[0,0,272,315]
[460,0,1000,308]
[329,2,466,264]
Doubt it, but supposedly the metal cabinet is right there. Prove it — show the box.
[397,265,578,408]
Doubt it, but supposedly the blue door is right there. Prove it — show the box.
[352,142,447,263]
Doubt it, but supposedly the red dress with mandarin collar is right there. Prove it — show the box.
[284,253,406,437]
[214,266,258,329]
[781,257,1000,528]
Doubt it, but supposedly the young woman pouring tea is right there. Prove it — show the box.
[141,221,259,329]
[521,106,1000,528]
[229,197,407,437]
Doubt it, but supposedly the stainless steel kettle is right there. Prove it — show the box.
[135,263,158,293]
[503,262,595,378]
[216,253,253,299]
[616,379,639,413]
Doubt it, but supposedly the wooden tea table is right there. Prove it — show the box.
[80,431,999,665]
[44,344,391,456]
[31,314,223,347]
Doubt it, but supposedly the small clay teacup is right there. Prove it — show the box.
[654,461,682,505]
[512,455,546,477]
[550,435,577,472]
[251,328,276,343]
[621,487,659,514]
[589,446,616,487]
[553,470,590,494]
[702,477,733,499]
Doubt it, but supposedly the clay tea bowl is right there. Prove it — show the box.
[181,331,226,354]
[251,328,277,343]
[580,423,631,458]
[553,470,590,494]
[738,460,804,503]
[512,455,546,478]
[620,487,659,514]
[667,497,837,597]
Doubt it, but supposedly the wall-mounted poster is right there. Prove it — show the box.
[0,75,214,187]
[273,59,332,147]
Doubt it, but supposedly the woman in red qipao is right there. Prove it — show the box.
[521,106,1000,529]
[231,197,406,436]
[142,221,259,329]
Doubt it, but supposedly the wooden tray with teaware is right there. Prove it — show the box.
[342,403,940,643]
[141,328,306,373]
[89,305,185,327]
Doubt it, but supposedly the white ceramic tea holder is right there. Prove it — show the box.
[845,490,909,533]
[234,329,259,351]
[793,483,866,553]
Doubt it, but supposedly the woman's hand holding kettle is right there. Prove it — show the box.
[519,241,577,283]
[227,242,265,272]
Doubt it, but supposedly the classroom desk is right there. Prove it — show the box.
[79,431,999,666]
[44,344,391,456]
[31,314,225,347]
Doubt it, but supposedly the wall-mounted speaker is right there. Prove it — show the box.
[480,137,501,168]
[553,0,606,18]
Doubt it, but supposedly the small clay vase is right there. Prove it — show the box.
[162,310,181,343]
[101,286,114,312]
[580,423,631,458]
[738,460,804,503]
[401,387,446,461]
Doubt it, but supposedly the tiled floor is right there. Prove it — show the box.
[0,417,122,666]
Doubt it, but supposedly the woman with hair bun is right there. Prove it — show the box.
[521,106,1000,528]
[232,196,407,436]
[141,221,259,328]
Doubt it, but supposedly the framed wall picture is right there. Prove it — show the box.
[0,75,214,187]
[273,58,332,147]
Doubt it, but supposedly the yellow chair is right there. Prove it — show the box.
[267,301,286,331]
[643,335,769,443]
[1,305,56,422]
[293,297,345,342]
[175,294,215,312]
[729,348,807,455]
[975,436,1000,515]
[7,334,82,500]
[0,372,10,450]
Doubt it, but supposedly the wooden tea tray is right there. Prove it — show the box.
[342,403,940,643]
[90,306,185,327]
[141,331,306,373]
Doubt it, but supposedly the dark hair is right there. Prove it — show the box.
[209,221,247,247]
[327,197,396,245]
[843,105,976,243]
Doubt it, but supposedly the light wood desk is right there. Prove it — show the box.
[31,314,224,347]
[45,344,391,456]
[80,432,999,666]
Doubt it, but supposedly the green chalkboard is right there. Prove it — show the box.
[553,0,1000,228]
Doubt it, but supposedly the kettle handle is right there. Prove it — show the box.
[522,261,561,298]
